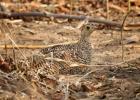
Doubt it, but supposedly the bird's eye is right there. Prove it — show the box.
[86,26,90,30]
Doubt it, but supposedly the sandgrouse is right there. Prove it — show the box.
[40,23,96,65]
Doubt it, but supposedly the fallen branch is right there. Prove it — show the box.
[0,12,122,28]
[0,44,139,49]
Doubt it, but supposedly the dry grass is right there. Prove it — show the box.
[0,0,140,99]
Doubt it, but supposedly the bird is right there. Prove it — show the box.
[40,22,97,65]
[20,23,97,75]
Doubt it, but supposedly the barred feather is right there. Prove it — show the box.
[40,23,95,65]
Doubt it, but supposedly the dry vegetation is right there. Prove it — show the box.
[0,0,140,100]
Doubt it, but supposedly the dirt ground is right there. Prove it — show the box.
[0,0,140,100]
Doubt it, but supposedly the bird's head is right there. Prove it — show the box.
[80,23,97,39]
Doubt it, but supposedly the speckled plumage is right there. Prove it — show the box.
[40,23,96,65]
[40,40,92,64]
[26,54,60,75]
[22,23,96,75]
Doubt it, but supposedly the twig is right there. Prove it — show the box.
[4,43,8,58]
[125,44,140,48]
[45,57,130,68]
[106,0,109,19]
[75,70,94,86]
[0,44,140,49]
[124,23,140,30]
[109,3,126,13]
[121,11,131,61]
[128,0,131,12]
[0,45,53,49]
[0,12,122,28]
[70,0,73,15]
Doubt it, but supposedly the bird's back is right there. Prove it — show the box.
[40,22,96,65]
[40,39,92,64]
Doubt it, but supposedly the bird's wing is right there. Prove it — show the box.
[40,41,77,54]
